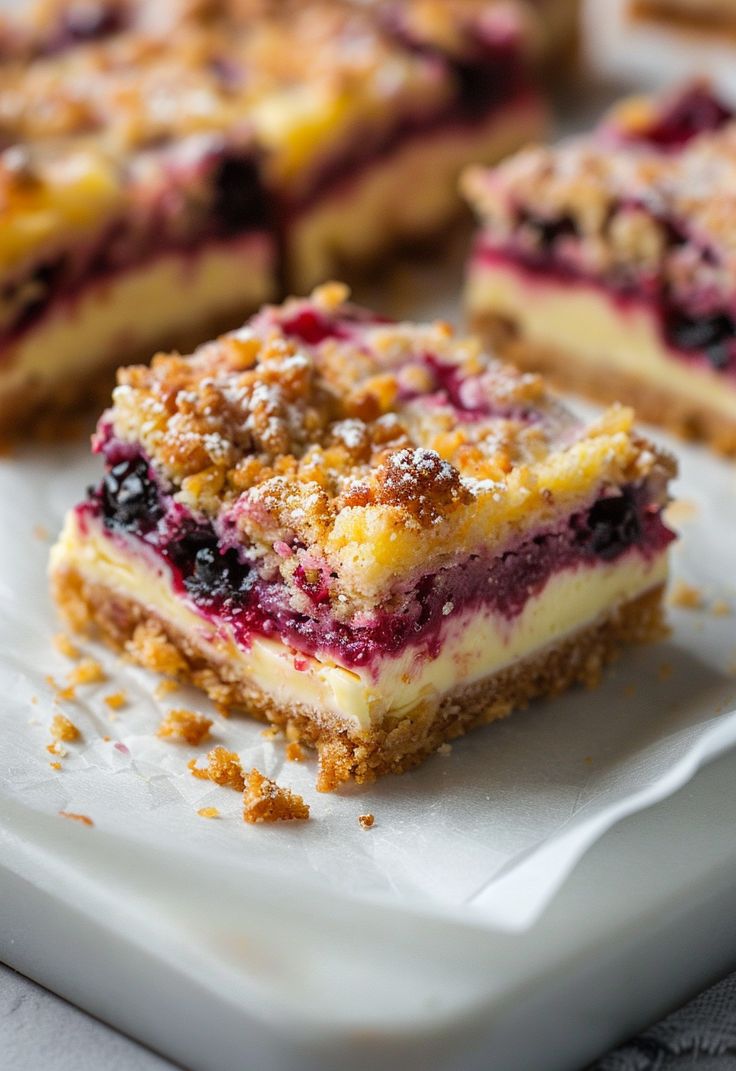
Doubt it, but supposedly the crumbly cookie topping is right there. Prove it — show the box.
[464,82,736,304]
[104,283,672,605]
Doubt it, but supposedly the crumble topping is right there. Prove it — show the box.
[103,283,672,608]
[242,767,310,823]
[358,812,375,829]
[50,711,80,742]
[67,657,106,685]
[464,82,736,305]
[188,745,244,789]
[157,707,213,744]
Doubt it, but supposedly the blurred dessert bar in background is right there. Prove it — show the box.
[463,81,736,454]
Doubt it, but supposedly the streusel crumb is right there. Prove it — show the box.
[189,746,245,790]
[103,691,127,709]
[157,709,212,745]
[53,633,80,660]
[50,712,80,743]
[58,811,93,827]
[669,580,704,610]
[197,807,220,819]
[358,813,375,829]
[67,658,106,685]
[286,741,305,762]
[243,769,310,824]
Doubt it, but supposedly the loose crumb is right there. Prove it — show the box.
[712,600,732,617]
[669,580,704,610]
[157,709,212,745]
[286,741,305,762]
[58,811,94,827]
[188,746,244,790]
[103,691,127,710]
[437,743,453,756]
[33,523,49,541]
[45,674,76,702]
[154,678,180,700]
[197,807,220,819]
[261,725,281,740]
[50,712,80,743]
[49,761,62,770]
[53,633,80,660]
[358,813,375,829]
[67,658,106,686]
[214,702,231,719]
[243,768,310,824]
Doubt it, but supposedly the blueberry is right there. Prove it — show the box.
[587,491,642,561]
[101,458,163,532]
[212,156,268,234]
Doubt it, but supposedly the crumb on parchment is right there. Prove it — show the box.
[669,580,704,610]
[154,678,180,700]
[157,709,212,745]
[53,633,80,660]
[286,741,305,762]
[197,807,220,819]
[103,691,127,710]
[50,712,80,743]
[58,811,93,827]
[358,813,375,829]
[188,746,244,790]
[67,658,106,685]
[243,769,310,824]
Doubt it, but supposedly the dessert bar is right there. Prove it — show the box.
[51,283,676,790]
[0,0,549,432]
[464,81,736,452]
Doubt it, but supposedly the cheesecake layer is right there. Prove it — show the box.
[466,256,736,441]
[52,508,670,734]
[0,234,275,431]
[287,95,546,292]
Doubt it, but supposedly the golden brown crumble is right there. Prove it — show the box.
[285,741,305,762]
[103,691,127,709]
[58,811,94,826]
[53,633,80,660]
[242,768,310,823]
[197,806,220,819]
[105,284,671,609]
[67,658,106,685]
[50,712,80,743]
[669,580,704,610]
[188,746,245,790]
[49,761,62,770]
[157,708,213,744]
[358,813,375,829]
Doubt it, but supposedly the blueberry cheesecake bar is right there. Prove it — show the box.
[51,283,676,790]
[0,0,548,432]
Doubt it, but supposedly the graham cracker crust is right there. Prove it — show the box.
[52,564,668,792]
[472,313,736,457]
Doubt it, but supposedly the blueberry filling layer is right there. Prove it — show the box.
[82,453,674,672]
[474,243,736,378]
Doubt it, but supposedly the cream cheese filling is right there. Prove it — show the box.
[466,259,736,420]
[0,234,276,407]
[288,96,546,292]
[52,511,668,734]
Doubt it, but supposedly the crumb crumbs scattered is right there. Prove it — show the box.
[31,695,38,705]
[45,674,76,702]
[46,741,63,756]
[261,725,281,740]
[50,712,80,743]
[214,702,231,719]
[53,633,80,660]
[103,691,127,710]
[712,600,732,617]
[67,658,106,686]
[58,811,93,827]
[49,761,61,771]
[243,769,310,824]
[669,580,704,610]
[154,678,179,700]
[197,807,220,819]
[102,735,111,742]
[157,709,212,745]
[437,743,453,756]
[189,746,244,790]
[33,523,49,541]
[358,813,375,829]
[286,741,305,762]
[658,662,673,682]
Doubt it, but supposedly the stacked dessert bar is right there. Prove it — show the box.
[0,0,559,432]
[51,284,676,789]
[464,81,736,453]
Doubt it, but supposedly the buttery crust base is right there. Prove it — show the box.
[472,313,736,457]
[52,564,668,792]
